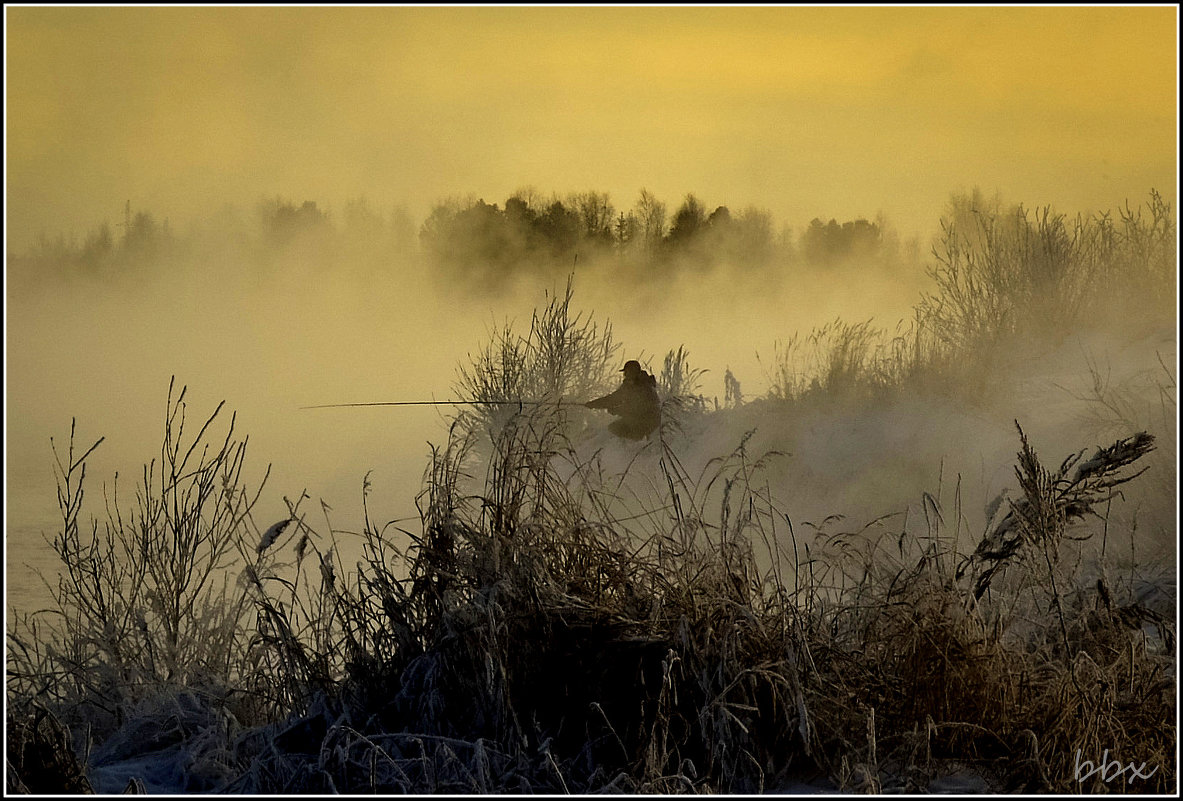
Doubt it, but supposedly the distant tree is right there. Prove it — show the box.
[503,195,536,226]
[421,193,593,284]
[500,195,534,245]
[419,187,789,286]
[776,223,796,262]
[535,200,581,261]
[128,211,157,245]
[613,211,639,254]
[120,210,165,265]
[419,196,467,251]
[343,197,385,238]
[701,205,777,268]
[667,193,707,245]
[801,216,881,265]
[389,205,417,252]
[733,207,775,264]
[453,199,514,272]
[569,191,615,245]
[703,205,733,262]
[420,197,512,281]
[940,187,1018,252]
[79,222,115,271]
[634,189,667,254]
[336,197,420,270]
[661,193,715,271]
[262,198,331,246]
[509,186,546,216]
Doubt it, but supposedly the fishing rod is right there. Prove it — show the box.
[301,399,581,410]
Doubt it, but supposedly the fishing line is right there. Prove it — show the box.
[300,399,578,410]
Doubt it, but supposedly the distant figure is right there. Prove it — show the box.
[585,360,661,440]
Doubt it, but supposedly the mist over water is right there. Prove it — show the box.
[7,193,1176,619]
[6,252,467,596]
[5,10,1177,794]
[5,220,913,604]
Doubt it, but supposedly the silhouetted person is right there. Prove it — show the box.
[585,360,660,440]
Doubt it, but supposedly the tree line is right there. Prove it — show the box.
[9,190,908,286]
[419,188,906,285]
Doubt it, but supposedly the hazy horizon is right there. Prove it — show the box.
[4,9,1178,793]
[5,5,1178,614]
[6,6,1177,253]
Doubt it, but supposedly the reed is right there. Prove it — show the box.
[9,383,1171,792]
[7,190,1175,791]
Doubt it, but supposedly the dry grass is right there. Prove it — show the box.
[801,424,1173,793]
[7,381,267,739]
[8,381,1172,793]
[917,190,1176,359]
[7,191,1175,792]
[453,275,619,436]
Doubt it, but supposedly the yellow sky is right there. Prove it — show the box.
[5,5,1178,249]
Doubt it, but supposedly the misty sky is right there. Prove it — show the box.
[5,5,1178,251]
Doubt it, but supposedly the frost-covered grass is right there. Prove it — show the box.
[7,390,1174,794]
[7,191,1176,794]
